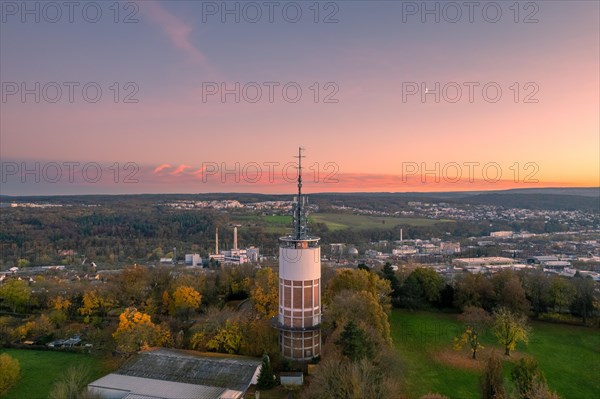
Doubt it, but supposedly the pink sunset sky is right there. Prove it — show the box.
[0,1,598,195]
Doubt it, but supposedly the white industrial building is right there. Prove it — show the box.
[184,254,202,266]
[490,231,514,238]
[209,226,260,265]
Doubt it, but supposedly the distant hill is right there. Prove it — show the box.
[313,187,599,199]
[455,193,600,211]
[1,187,598,212]
[488,187,599,197]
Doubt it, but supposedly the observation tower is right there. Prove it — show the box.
[276,147,321,361]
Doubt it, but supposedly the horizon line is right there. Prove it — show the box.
[1,186,599,198]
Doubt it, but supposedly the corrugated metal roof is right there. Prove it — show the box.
[122,393,243,399]
[114,348,261,392]
[89,373,239,399]
[122,394,164,399]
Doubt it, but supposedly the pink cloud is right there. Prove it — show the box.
[141,1,206,66]
[153,164,172,174]
[192,166,206,177]
[170,164,192,176]
[134,165,576,194]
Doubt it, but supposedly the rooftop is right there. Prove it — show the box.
[116,348,261,392]
[88,348,261,399]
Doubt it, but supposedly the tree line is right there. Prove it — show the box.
[378,264,598,325]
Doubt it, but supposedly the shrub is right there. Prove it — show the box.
[0,353,21,395]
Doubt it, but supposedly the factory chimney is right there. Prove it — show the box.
[234,226,238,250]
[215,227,219,255]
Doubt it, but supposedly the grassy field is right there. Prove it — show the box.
[0,349,111,399]
[310,213,453,231]
[231,213,452,234]
[390,310,600,399]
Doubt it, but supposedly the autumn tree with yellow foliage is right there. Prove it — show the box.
[113,307,163,354]
[15,314,53,341]
[49,296,72,327]
[79,290,115,325]
[453,306,492,360]
[250,267,279,319]
[206,320,243,354]
[169,285,201,320]
[324,268,392,311]
[0,353,20,395]
[493,307,530,356]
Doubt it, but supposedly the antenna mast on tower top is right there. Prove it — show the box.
[293,147,306,240]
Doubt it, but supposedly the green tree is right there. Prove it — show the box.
[380,262,401,297]
[335,320,374,361]
[400,272,425,309]
[549,277,575,313]
[522,271,551,318]
[327,289,392,345]
[571,276,596,324]
[455,273,495,311]
[324,269,391,310]
[240,320,279,357]
[206,320,242,354]
[493,307,530,356]
[412,267,444,303]
[400,267,444,309]
[0,353,20,395]
[0,279,31,313]
[480,351,505,399]
[492,270,530,314]
[256,354,277,389]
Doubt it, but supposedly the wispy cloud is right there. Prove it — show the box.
[153,164,171,174]
[170,164,192,176]
[141,1,207,66]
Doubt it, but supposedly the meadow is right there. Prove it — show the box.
[233,213,453,234]
[390,310,600,399]
[0,349,111,399]
[310,213,453,231]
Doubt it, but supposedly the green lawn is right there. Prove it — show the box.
[0,349,110,399]
[310,213,453,231]
[390,310,600,399]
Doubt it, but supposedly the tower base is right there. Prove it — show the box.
[280,330,321,361]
